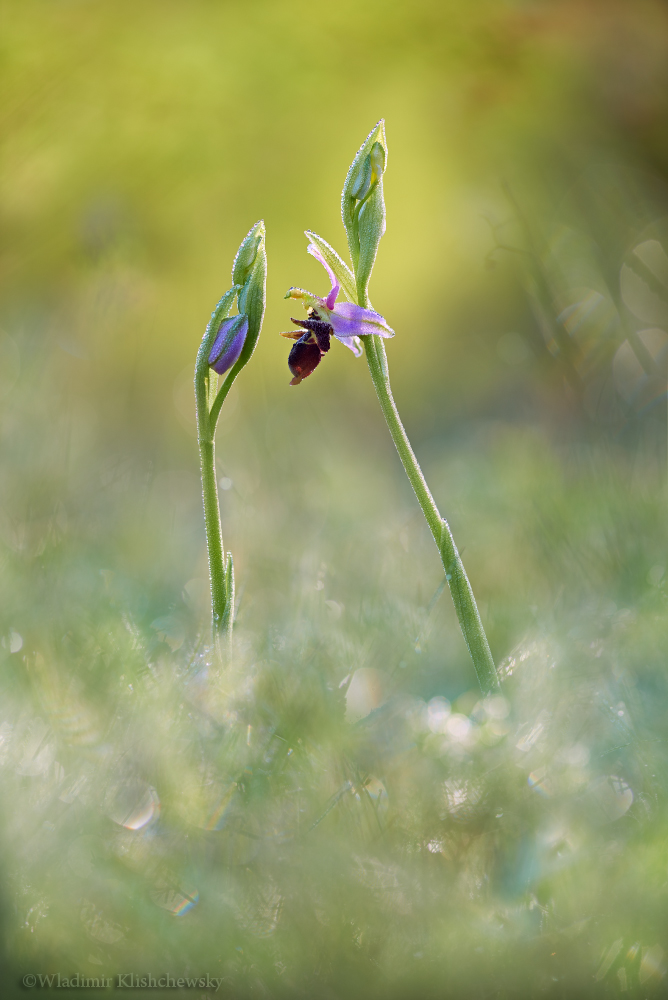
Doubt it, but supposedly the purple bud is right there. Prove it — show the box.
[208,314,249,375]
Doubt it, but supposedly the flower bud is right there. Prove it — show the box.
[349,142,385,203]
[369,141,386,185]
[232,220,264,286]
[208,314,249,375]
[350,155,372,203]
[341,121,388,305]
[231,220,266,376]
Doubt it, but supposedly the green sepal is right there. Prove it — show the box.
[305,230,358,304]
[356,178,386,306]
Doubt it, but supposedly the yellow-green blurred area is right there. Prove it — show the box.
[3,1,668,996]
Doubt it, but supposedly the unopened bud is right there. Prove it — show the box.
[232,220,264,286]
[233,220,266,374]
[350,156,372,202]
[349,142,386,203]
[341,122,388,304]
[208,314,249,375]
[368,142,385,187]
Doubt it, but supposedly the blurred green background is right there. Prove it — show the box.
[3,0,668,996]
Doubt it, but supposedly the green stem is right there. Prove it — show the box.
[362,333,498,693]
[209,375,234,430]
[195,305,234,643]
[198,434,227,635]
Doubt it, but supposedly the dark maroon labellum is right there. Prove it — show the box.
[286,313,333,385]
[288,338,322,385]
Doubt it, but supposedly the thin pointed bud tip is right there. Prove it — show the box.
[343,121,388,200]
[371,118,386,139]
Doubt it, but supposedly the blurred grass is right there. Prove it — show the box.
[2,0,668,996]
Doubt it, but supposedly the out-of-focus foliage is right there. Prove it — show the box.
[2,0,668,996]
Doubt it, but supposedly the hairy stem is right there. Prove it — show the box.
[195,332,229,643]
[198,435,227,635]
[362,332,498,693]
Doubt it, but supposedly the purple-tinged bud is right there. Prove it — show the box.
[208,314,249,375]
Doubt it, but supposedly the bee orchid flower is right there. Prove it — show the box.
[282,243,394,385]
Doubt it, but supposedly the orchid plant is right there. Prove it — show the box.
[195,221,266,647]
[282,123,498,694]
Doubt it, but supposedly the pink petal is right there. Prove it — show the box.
[330,302,394,338]
[307,243,340,308]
